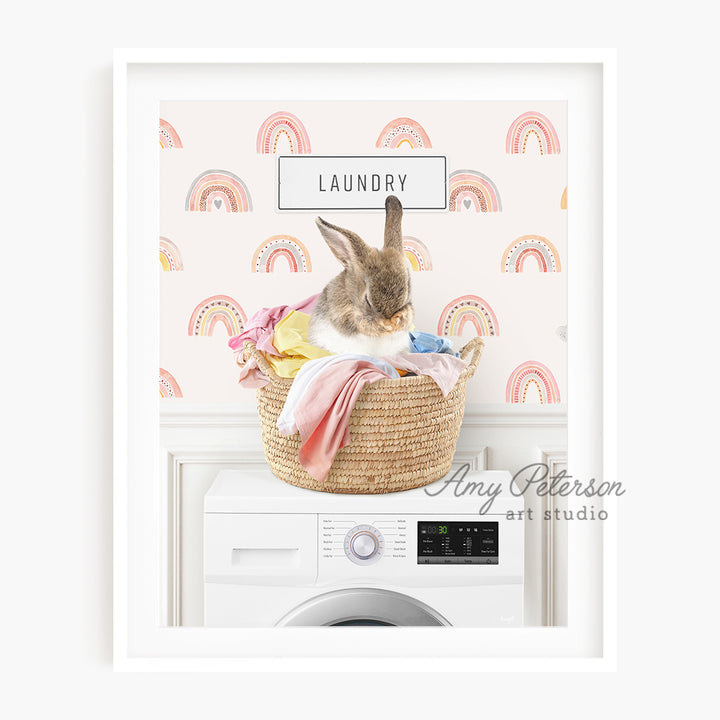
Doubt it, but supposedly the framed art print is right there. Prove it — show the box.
[114,49,616,671]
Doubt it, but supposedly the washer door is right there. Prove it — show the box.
[275,588,450,627]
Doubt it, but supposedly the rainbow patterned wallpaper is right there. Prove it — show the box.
[159,101,567,405]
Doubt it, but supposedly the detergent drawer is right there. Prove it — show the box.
[204,513,317,585]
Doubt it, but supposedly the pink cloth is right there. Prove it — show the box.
[292,360,395,482]
[234,357,271,389]
[228,294,319,354]
[228,294,319,387]
[381,353,467,396]
[281,353,467,482]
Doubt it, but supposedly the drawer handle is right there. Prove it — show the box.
[231,548,299,567]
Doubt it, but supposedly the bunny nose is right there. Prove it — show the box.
[389,307,411,329]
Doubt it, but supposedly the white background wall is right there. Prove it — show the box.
[2,3,717,718]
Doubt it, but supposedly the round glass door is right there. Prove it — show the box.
[275,588,450,627]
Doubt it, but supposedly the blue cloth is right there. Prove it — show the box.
[409,331,457,356]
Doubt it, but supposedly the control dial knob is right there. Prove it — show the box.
[344,524,384,565]
[352,532,378,559]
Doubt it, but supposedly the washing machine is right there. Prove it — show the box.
[204,469,524,627]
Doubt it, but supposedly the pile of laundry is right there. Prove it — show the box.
[229,295,468,482]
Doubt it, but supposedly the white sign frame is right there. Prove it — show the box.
[114,48,617,671]
[276,154,448,211]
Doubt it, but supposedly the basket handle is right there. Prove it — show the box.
[458,337,485,379]
[241,340,284,384]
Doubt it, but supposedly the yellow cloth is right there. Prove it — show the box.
[264,310,331,378]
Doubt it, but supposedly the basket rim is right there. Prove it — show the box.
[259,370,451,391]
[242,336,484,388]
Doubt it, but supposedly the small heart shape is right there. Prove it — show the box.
[463,198,471,209]
[213,198,222,209]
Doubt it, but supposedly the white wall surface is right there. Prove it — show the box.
[2,3,717,719]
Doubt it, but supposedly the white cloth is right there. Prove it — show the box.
[276,354,400,436]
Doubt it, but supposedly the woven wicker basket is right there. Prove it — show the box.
[242,336,484,494]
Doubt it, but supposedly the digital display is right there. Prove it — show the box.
[417,521,499,564]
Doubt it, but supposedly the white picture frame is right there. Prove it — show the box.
[114,48,617,671]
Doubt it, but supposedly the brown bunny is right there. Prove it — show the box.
[309,195,414,356]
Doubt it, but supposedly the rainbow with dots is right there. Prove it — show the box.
[159,119,183,149]
[185,170,252,213]
[506,361,561,404]
[159,368,183,398]
[376,117,432,149]
[188,295,246,337]
[501,235,561,273]
[402,237,432,271]
[448,170,502,212]
[159,237,183,272]
[257,111,311,154]
[506,111,561,155]
[438,295,499,337]
[251,235,312,273]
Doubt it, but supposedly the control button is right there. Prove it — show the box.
[351,532,377,559]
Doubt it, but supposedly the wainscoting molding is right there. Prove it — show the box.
[538,446,569,627]
[160,402,569,429]
[161,447,267,626]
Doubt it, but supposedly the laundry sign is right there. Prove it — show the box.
[277,155,448,211]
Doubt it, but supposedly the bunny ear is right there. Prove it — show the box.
[384,195,404,251]
[315,217,369,268]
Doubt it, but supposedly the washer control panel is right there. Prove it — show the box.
[317,514,520,584]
